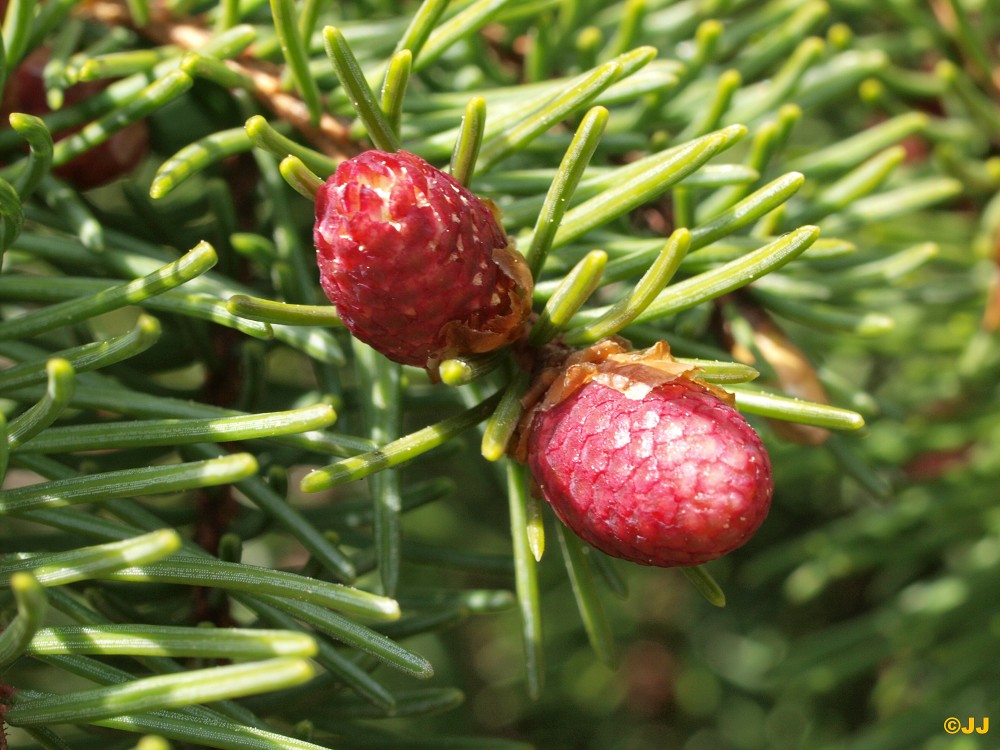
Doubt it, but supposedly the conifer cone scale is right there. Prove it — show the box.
[314,149,532,369]
[524,342,773,567]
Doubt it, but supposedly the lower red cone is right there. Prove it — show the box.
[524,341,773,567]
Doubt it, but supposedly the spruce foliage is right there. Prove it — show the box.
[1,1,998,748]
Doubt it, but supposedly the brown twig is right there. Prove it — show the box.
[984,227,1000,332]
[80,0,361,159]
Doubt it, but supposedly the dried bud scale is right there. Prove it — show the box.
[520,340,773,568]
[313,149,533,370]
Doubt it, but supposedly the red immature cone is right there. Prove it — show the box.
[522,340,773,567]
[1,48,149,190]
[313,149,533,369]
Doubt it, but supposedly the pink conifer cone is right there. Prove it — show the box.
[313,150,532,369]
[524,340,773,567]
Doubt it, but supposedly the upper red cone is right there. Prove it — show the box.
[313,150,532,369]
